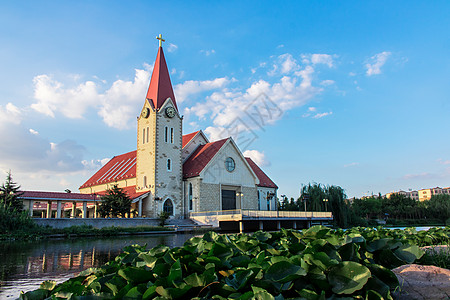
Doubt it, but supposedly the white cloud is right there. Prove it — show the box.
[308,107,317,112]
[311,54,335,67]
[0,103,22,125]
[81,158,110,170]
[174,77,230,103]
[320,80,335,86]
[31,68,151,129]
[313,111,332,119]
[302,54,335,68]
[268,53,299,76]
[366,51,391,76]
[243,150,270,167]
[200,49,215,56]
[167,43,178,53]
[193,58,323,146]
[438,159,450,165]
[29,128,39,135]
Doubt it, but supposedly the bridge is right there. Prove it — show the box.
[190,209,333,233]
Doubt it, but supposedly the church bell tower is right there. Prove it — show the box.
[136,34,183,218]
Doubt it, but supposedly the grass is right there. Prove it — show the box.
[0,224,174,240]
[418,246,450,269]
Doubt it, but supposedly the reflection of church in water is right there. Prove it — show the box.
[79,36,278,218]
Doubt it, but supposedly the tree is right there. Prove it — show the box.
[427,194,450,222]
[98,185,132,218]
[0,171,24,211]
[300,182,349,227]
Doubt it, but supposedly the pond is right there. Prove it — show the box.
[0,233,196,299]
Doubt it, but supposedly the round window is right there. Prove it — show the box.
[225,157,235,172]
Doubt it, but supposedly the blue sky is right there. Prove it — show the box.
[0,1,449,198]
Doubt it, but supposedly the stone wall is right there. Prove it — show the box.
[33,218,160,229]
[199,182,221,212]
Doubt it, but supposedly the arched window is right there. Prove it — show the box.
[163,199,174,215]
[146,127,149,143]
[167,159,172,171]
[143,128,145,144]
[170,127,174,143]
[143,176,147,188]
[188,183,193,211]
[267,191,271,210]
[165,126,168,143]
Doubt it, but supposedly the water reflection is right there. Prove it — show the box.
[0,233,195,299]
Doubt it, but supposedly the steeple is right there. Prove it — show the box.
[146,36,178,111]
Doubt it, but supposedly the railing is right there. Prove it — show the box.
[190,209,332,219]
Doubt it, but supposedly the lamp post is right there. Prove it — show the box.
[323,198,329,212]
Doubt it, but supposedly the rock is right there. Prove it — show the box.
[392,264,450,300]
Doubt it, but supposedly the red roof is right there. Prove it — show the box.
[245,157,278,188]
[93,185,148,200]
[21,191,98,201]
[146,47,178,111]
[80,150,136,189]
[183,138,228,178]
[182,130,199,148]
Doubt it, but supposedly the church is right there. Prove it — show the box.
[79,36,278,219]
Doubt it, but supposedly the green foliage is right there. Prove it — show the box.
[98,185,132,218]
[418,247,450,269]
[0,171,24,211]
[158,211,170,226]
[0,202,36,234]
[21,226,442,299]
[348,193,450,227]
[280,183,349,228]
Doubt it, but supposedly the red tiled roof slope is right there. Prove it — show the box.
[21,191,98,200]
[182,130,199,148]
[79,150,136,188]
[183,138,228,178]
[146,47,178,111]
[93,185,148,200]
[245,157,278,188]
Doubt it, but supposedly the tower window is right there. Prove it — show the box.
[143,176,147,188]
[167,159,172,171]
[146,127,149,143]
[143,128,145,144]
[189,183,193,211]
[165,126,168,143]
[170,127,174,144]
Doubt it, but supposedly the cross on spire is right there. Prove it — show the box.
[156,34,165,47]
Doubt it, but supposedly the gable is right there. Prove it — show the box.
[182,130,209,161]
[183,138,227,178]
[200,139,258,187]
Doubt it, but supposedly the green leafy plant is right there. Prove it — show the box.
[20,225,436,299]
[158,211,170,226]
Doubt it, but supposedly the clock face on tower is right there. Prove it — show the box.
[141,107,150,118]
[165,106,176,118]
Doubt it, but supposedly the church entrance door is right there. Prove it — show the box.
[222,190,236,211]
